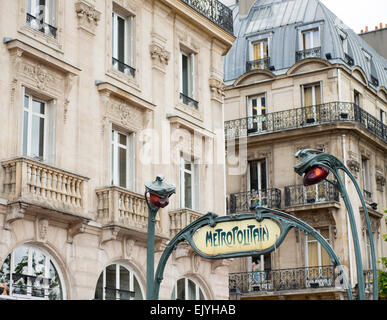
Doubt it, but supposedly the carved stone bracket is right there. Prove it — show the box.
[99,226,120,248]
[209,77,225,102]
[67,220,89,244]
[347,159,360,177]
[75,1,101,35]
[4,202,29,230]
[150,43,170,67]
[375,166,385,191]
[211,258,233,273]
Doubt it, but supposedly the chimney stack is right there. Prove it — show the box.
[380,22,383,29]
[365,26,368,32]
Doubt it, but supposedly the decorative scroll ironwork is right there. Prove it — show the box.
[181,0,234,34]
[26,13,57,38]
[229,265,336,294]
[225,102,387,143]
[229,188,281,214]
[112,58,136,77]
[296,47,321,62]
[180,92,199,109]
[246,58,271,72]
[284,181,339,207]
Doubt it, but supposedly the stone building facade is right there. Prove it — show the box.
[224,0,387,300]
[0,0,234,299]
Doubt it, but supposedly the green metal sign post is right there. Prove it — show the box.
[294,149,378,300]
[151,207,353,300]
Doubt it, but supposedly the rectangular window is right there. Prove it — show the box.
[247,95,266,133]
[23,94,52,161]
[361,157,371,193]
[180,50,197,108]
[302,28,320,50]
[27,0,56,38]
[305,229,330,267]
[354,90,361,107]
[380,110,386,125]
[302,83,322,123]
[180,157,199,210]
[112,11,134,77]
[111,129,134,189]
[252,39,268,61]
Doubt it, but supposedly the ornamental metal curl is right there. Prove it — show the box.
[151,207,353,300]
[294,149,378,300]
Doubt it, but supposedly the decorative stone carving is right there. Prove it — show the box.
[150,43,170,66]
[209,77,225,101]
[4,203,29,230]
[34,63,54,91]
[75,1,101,35]
[67,221,88,244]
[375,166,385,191]
[37,218,49,242]
[347,159,360,176]
[99,226,120,248]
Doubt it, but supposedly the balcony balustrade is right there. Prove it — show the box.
[284,181,339,208]
[296,47,321,62]
[169,208,204,237]
[228,188,281,214]
[181,0,234,34]
[96,186,161,234]
[229,265,336,295]
[246,57,271,72]
[225,102,387,143]
[1,157,88,216]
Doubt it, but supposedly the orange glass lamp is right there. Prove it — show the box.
[303,165,329,186]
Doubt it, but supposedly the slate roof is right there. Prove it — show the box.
[224,0,387,88]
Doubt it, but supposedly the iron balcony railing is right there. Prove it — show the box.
[181,0,234,34]
[180,92,199,109]
[246,57,271,72]
[26,13,57,38]
[228,188,281,214]
[229,265,337,294]
[296,46,322,62]
[284,181,340,207]
[112,57,136,77]
[224,102,387,143]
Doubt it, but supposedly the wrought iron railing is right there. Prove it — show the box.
[112,57,136,77]
[229,265,336,294]
[224,102,387,143]
[284,181,340,207]
[345,53,354,66]
[296,47,321,62]
[103,287,135,300]
[228,188,281,214]
[180,92,199,109]
[26,13,57,38]
[246,58,271,72]
[181,0,234,34]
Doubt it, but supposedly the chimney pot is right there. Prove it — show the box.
[375,26,378,30]
[361,29,363,33]
[365,26,368,32]
[380,22,383,28]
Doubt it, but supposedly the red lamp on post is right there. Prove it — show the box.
[303,165,329,186]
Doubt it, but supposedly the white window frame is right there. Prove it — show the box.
[2,245,65,300]
[361,157,371,193]
[27,0,56,35]
[112,10,134,74]
[180,49,195,101]
[110,128,135,190]
[301,28,320,50]
[180,157,199,210]
[99,264,144,300]
[171,278,206,300]
[250,38,269,61]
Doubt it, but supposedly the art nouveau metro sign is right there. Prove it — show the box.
[191,218,281,257]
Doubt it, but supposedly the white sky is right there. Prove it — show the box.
[320,0,387,33]
[220,0,387,34]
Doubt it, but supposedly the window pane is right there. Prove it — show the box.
[95,273,103,300]
[13,246,29,275]
[133,275,143,300]
[105,265,116,300]
[119,147,127,188]
[315,85,321,105]
[188,279,196,300]
[0,255,11,292]
[308,241,318,267]
[119,266,129,291]
[177,279,185,300]
[111,142,115,185]
[184,171,192,209]
[119,133,127,146]
[260,160,267,191]
[24,95,29,108]
[118,16,125,65]
[304,86,313,107]
[199,288,205,300]
[31,249,45,277]
[313,29,320,47]
[49,261,62,300]
[31,115,45,158]
[32,100,45,114]
[182,54,189,96]
[184,161,191,171]
[23,111,29,156]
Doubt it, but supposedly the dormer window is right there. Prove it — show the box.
[296,26,321,62]
[247,39,269,71]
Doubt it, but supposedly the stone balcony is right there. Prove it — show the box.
[96,186,162,238]
[1,157,89,225]
[169,208,204,238]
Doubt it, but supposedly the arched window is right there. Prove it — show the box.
[94,264,143,300]
[0,245,64,300]
[171,278,206,300]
